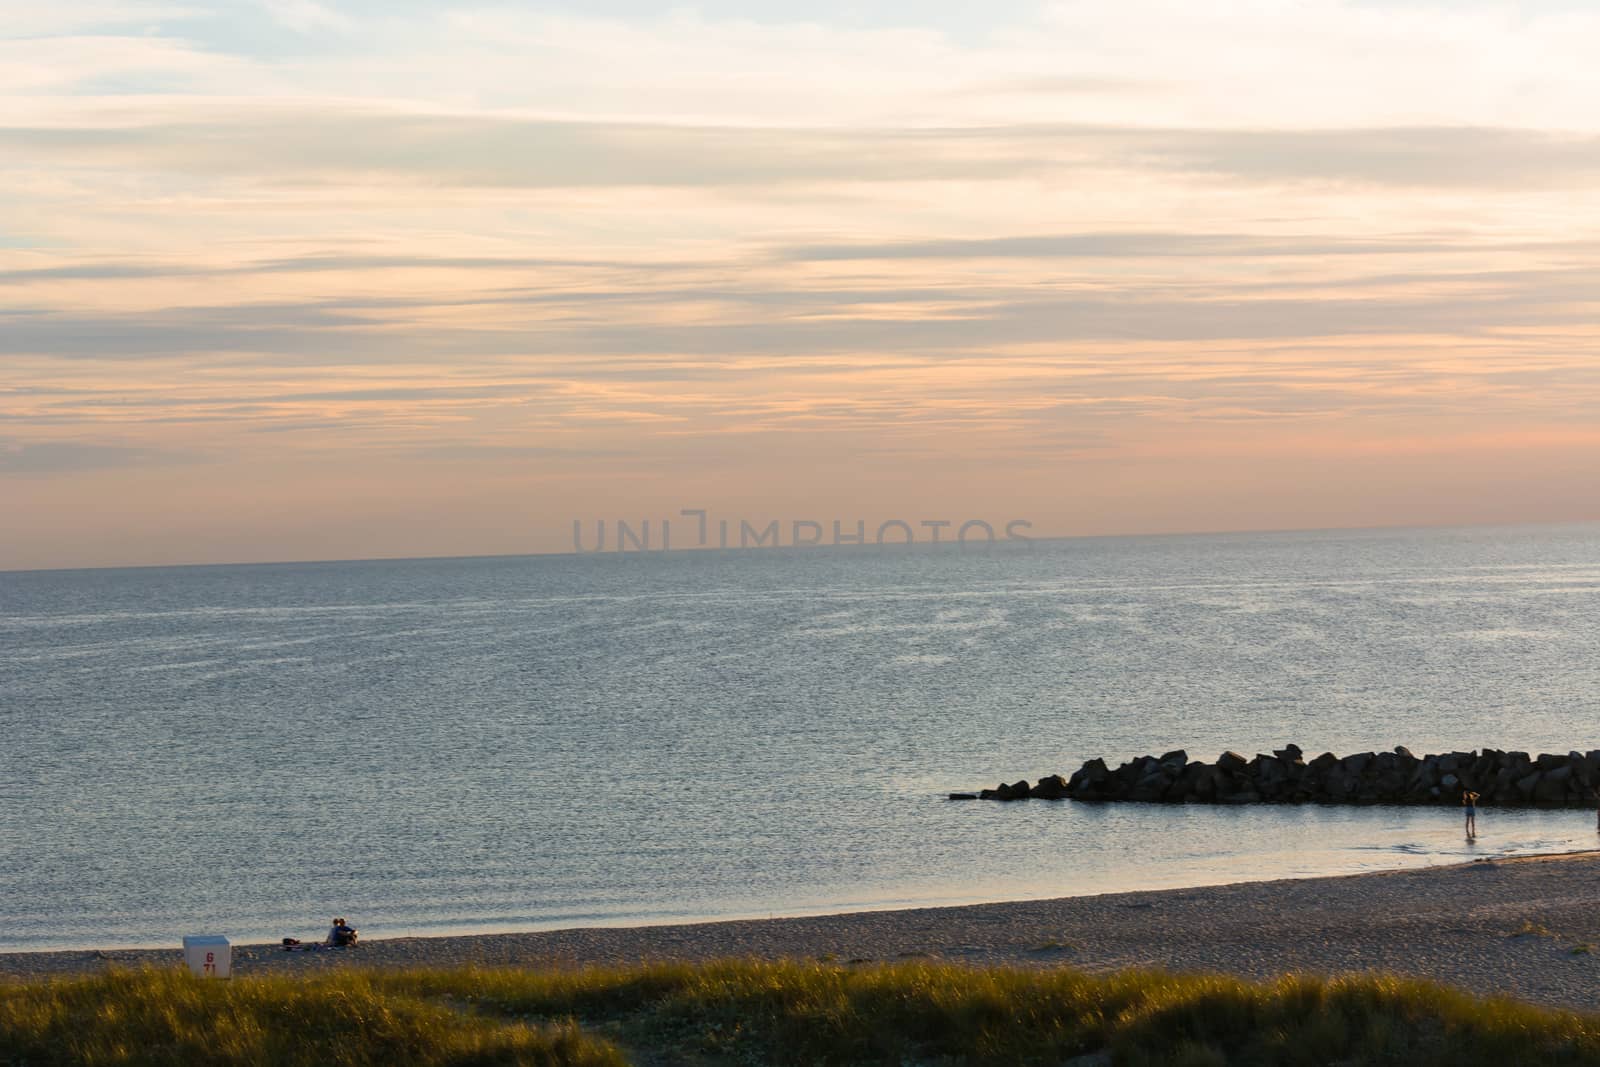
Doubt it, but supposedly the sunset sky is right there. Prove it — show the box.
[4,0,1600,569]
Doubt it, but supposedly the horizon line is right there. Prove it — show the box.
[3,515,1597,578]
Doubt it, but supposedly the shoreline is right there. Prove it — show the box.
[12,835,1596,959]
[8,850,1600,1011]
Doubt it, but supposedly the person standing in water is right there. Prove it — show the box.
[1462,790,1480,838]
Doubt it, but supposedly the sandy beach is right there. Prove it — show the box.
[8,852,1600,1012]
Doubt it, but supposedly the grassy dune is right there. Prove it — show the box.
[6,959,1600,1065]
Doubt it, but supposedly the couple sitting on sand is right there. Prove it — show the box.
[325,918,358,947]
[281,917,359,951]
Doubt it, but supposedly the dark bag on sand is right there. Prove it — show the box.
[282,938,301,949]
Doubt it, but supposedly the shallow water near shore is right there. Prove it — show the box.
[3,522,1600,951]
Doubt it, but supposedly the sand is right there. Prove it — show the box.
[7,852,1600,1012]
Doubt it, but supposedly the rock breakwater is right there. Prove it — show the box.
[961,746,1600,806]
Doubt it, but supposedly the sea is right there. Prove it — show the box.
[3,522,1599,952]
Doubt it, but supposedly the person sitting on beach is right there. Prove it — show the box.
[1463,790,1480,837]
[324,917,358,947]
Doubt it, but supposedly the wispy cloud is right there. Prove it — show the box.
[8,116,1600,191]
[779,232,1521,261]
[0,437,199,474]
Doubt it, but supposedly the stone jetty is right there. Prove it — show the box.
[960,746,1600,806]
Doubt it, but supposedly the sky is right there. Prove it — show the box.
[3,0,1599,569]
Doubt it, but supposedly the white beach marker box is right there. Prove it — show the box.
[182,935,231,978]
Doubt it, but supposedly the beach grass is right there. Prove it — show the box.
[7,959,1600,1065]
[0,967,625,1066]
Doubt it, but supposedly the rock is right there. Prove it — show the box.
[1535,773,1569,805]
[1581,755,1600,788]
[1112,759,1148,789]
[1216,751,1248,774]
[972,745,1600,810]
[1129,771,1172,802]
[1030,775,1069,800]
[1162,776,1194,803]
[1067,758,1111,796]
[1190,765,1222,802]
[989,781,1026,801]
[1253,759,1288,798]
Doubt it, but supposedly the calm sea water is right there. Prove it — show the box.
[4,523,1600,951]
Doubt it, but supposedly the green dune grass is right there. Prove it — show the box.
[5,959,1600,1065]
